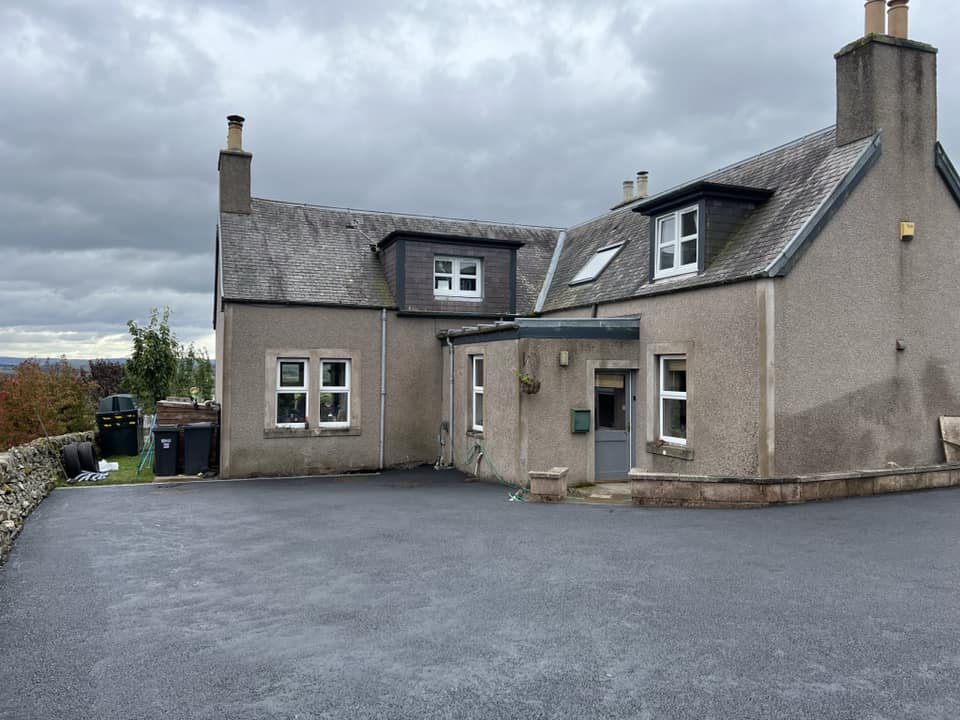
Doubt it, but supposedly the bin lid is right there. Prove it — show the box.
[184,422,213,430]
[154,425,180,433]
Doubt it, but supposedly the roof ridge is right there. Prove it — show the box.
[565,125,838,233]
[250,197,564,232]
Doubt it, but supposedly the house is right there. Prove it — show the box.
[214,0,960,490]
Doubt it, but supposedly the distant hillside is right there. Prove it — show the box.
[0,357,127,372]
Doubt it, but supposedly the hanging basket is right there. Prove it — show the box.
[519,377,541,394]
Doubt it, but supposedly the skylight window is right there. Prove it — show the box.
[570,243,623,285]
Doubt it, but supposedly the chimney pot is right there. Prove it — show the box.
[864,0,885,35]
[622,180,635,201]
[226,114,245,151]
[887,0,908,39]
[635,171,649,199]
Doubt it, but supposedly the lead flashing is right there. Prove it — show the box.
[439,317,641,345]
[936,142,960,208]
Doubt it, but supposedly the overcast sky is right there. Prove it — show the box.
[2,0,959,360]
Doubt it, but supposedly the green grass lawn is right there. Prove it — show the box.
[56,453,154,487]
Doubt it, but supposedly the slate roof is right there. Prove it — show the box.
[219,126,877,315]
[219,200,561,312]
[541,127,877,312]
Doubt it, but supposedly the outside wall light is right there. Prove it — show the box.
[559,350,569,367]
[900,221,915,241]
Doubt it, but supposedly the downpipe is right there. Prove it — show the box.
[447,336,455,467]
[378,308,386,470]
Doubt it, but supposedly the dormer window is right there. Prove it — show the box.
[434,256,482,299]
[570,242,624,285]
[655,205,699,279]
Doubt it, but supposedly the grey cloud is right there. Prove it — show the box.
[1,0,959,357]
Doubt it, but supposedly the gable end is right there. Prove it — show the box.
[766,134,881,277]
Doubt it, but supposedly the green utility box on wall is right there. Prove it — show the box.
[570,408,591,433]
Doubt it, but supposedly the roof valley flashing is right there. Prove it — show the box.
[217,5,954,315]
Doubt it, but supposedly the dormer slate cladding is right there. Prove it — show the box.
[378,232,522,316]
[634,182,775,282]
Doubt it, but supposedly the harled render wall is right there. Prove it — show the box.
[219,304,459,478]
[774,157,960,476]
[774,39,960,476]
[507,280,765,481]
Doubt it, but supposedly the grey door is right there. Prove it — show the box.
[594,371,633,481]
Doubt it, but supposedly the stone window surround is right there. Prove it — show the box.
[263,348,362,439]
[645,341,695,461]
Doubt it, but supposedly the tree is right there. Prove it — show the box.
[123,308,216,411]
[171,343,214,401]
[0,358,96,449]
[89,359,128,398]
[124,307,179,412]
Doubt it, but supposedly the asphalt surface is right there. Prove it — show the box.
[1,470,959,720]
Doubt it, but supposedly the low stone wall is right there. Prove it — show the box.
[0,432,94,563]
[630,464,960,508]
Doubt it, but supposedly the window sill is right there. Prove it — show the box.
[646,441,694,461]
[467,429,484,438]
[264,426,362,439]
[433,294,483,302]
[652,269,698,282]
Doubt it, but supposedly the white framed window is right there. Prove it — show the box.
[655,205,699,279]
[435,256,482,299]
[570,242,623,285]
[471,355,484,432]
[318,359,350,428]
[276,359,308,428]
[659,355,687,445]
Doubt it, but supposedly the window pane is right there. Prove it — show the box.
[459,260,478,276]
[318,392,348,423]
[435,277,452,291]
[435,260,452,274]
[322,361,347,387]
[663,358,686,392]
[279,361,304,388]
[474,358,484,388]
[659,244,675,270]
[277,392,306,424]
[681,209,698,237]
[474,392,484,427]
[680,238,697,266]
[659,216,676,244]
[662,398,687,440]
[460,277,477,292]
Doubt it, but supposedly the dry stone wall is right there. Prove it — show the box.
[0,432,94,563]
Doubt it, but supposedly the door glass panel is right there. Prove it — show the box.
[595,374,626,430]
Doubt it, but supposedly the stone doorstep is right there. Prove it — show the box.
[629,464,960,507]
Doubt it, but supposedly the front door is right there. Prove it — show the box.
[594,371,633,481]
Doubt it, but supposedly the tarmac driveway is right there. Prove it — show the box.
[1,469,959,720]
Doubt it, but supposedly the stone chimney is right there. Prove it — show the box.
[635,171,649,199]
[835,0,937,152]
[219,114,252,215]
[621,180,635,203]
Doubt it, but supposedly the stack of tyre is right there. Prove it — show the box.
[61,441,101,483]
